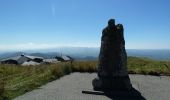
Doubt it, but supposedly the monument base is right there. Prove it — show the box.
[92,75,132,91]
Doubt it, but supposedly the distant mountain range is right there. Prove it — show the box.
[0,47,170,60]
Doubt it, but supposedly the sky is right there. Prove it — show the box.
[0,0,170,51]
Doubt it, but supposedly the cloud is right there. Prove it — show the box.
[0,43,57,51]
[51,4,56,17]
[0,42,99,51]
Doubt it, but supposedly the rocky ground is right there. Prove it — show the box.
[15,73,170,100]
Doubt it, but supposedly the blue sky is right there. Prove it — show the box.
[0,0,170,51]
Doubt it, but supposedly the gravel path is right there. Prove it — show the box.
[15,73,170,100]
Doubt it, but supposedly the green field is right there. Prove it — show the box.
[0,56,170,100]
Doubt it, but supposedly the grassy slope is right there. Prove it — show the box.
[0,57,170,100]
[128,56,170,75]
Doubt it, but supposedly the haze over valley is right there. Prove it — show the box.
[0,47,170,60]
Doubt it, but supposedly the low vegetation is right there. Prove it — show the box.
[128,56,170,75]
[0,56,170,100]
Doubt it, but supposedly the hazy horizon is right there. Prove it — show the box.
[0,48,170,61]
[0,46,170,53]
[1,44,170,52]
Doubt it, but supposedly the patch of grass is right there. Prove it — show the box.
[127,56,170,76]
[0,57,170,99]
[0,63,72,100]
[0,79,6,100]
[72,61,97,72]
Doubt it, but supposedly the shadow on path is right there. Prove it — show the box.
[82,87,146,100]
[104,87,146,100]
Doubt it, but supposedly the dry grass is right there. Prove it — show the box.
[0,57,170,99]
[72,61,97,72]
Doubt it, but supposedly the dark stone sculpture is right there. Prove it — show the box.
[92,19,132,91]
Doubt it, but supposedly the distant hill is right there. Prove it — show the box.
[0,47,170,60]
[0,52,26,60]
[127,49,170,60]
[0,52,60,60]
[29,52,60,59]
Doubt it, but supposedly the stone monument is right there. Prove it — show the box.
[92,19,132,91]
